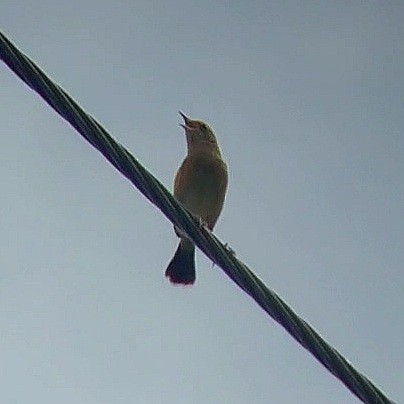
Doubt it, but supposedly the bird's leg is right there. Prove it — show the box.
[197,216,209,229]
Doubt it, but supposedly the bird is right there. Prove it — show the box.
[165,112,228,285]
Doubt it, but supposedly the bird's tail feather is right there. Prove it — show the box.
[165,239,195,285]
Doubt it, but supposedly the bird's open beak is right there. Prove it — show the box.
[179,111,190,124]
[179,111,196,131]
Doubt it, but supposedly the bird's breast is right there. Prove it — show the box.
[174,154,228,229]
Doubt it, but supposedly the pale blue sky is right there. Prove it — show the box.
[1,1,403,403]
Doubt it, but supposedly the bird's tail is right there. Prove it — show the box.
[165,239,195,285]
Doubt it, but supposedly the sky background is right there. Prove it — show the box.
[1,1,403,403]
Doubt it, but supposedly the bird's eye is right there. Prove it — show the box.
[200,123,207,131]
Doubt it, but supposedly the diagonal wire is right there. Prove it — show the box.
[0,31,396,404]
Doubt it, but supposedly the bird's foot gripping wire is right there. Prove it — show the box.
[211,242,236,269]
[224,242,236,256]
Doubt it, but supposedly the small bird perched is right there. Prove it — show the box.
[165,112,228,285]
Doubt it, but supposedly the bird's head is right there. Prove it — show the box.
[179,111,220,155]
